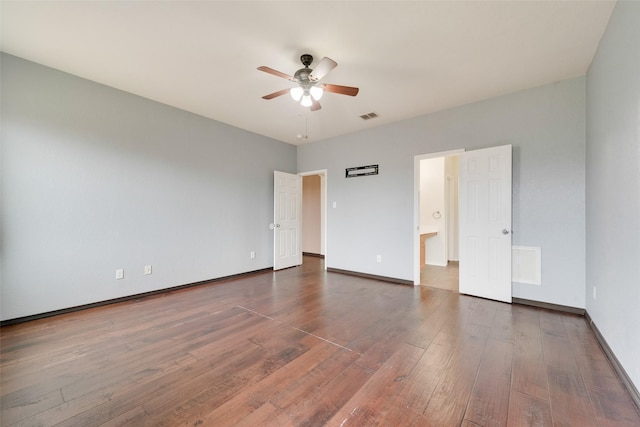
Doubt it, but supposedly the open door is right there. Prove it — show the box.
[459,145,512,303]
[273,171,302,270]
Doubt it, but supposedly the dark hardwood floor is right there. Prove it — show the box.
[2,257,639,426]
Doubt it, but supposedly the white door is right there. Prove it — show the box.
[273,171,302,270]
[459,145,512,303]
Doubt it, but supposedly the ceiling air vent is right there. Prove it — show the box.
[359,112,379,120]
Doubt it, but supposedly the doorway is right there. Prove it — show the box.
[416,151,462,290]
[414,145,513,303]
[299,170,327,265]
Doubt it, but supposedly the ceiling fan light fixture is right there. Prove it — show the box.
[301,94,313,107]
[310,86,323,101]
[258,54,359,112]
[290,87,304,101]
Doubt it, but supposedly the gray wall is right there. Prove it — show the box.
[298,77,586,308]
[586,1,640,390]
[1,54,297,321]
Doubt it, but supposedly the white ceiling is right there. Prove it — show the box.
[1,1,615,145]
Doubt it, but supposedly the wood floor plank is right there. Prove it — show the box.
[143,325,312,426]
[506,389,553,426]
[511,308,549,401]
[468,297,499,328]
[562,315,640,426]
[538,308,568,337]
[58,343,267,427]
[402,287,452,349]
[415,323,491,426]
[13,314,268,426]
[196,342,351,426]
[2,257,638,426]
[1,307,237,396]
[270,348,358,409]
[351,311,417,370]
[542,330,599,426]
[231,402,297,427]
[373,337,458,426]
[324,343,425,426]
[58,310,263,400]
[490,306,515,342]
[98,405,150,427]
[463,338,513,426]
[274,358,374,426]
[0,388,64,426]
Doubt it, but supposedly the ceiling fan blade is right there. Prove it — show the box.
[262,88,290,100]
[310,99,322,111]
[323,83,359,97]
[257,66,294,81]
[309,57,337,81]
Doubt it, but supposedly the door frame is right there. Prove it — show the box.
[299,169,328,269]
[413,149,465,285]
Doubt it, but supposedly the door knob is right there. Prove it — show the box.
[502,229,510,235]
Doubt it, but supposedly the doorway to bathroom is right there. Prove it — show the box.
[417,151,461,291]
[414,145,513,303]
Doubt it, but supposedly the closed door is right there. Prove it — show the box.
[459,145,512,303]
[273,171,302,270]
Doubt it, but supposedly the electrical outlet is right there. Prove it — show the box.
[116,269,124,280]
[144,265,152,275]
[376,255,382,263]
[250,251,256,259]
[333,201,337,208]
[593,286,596,300]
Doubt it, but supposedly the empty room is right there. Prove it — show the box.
[1,1,639,426]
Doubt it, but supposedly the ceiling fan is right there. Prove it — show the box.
[258,54,359,111]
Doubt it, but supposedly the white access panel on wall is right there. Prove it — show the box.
[512,246,542,285]
[459,145,513,303]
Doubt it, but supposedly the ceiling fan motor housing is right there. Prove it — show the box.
[294,68,313,85]
[300,54,313,67]
[295,54,315,85]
